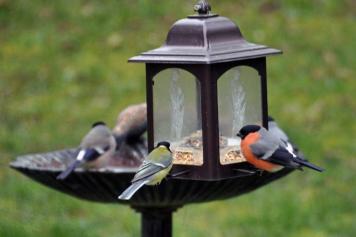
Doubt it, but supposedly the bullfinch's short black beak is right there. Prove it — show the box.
[236,132,242,138]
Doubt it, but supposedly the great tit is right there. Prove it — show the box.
[118,141,173,200]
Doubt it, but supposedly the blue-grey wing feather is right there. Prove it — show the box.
[250,128,280,160]
[131,164,164,183]
[269,121,289,142]
[132,153,172,183]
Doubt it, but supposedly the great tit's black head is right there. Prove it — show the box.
[92,121,106,128]
[237,125,261,139]
[156,141,171,152]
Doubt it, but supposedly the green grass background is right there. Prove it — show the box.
[1,0,355,236]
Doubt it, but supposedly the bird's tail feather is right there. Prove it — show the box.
[118,179,149,200]
[57,160,82,180]
[295,158,324,172]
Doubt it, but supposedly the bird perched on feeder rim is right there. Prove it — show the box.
[57,122,116,180]
[237,125,324,173]
[118,141,173,200]
[112,103,147,150]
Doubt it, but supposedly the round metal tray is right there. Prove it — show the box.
[10,140,293,208]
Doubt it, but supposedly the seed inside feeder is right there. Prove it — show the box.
[171,130,246,166]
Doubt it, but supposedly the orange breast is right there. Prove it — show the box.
[241,132,282,172]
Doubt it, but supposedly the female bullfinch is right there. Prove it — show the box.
[237,125,324,173]
[57,122,116,180]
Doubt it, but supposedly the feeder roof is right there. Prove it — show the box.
[129,4,281,64]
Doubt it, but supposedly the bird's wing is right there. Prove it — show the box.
[270,124,298,157]
[269,121,308,161]
[81,148,102,162]
[250,129,280,160]
[153,152,173,167]
[283,140,297,157]
[266,148,324,172]
[264,148,299,169]
[132,151,172,183]
[268,121,289,142]
[131,163,166,183]
[80,126,113,149]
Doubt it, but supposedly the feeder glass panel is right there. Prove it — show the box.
[218,66,262,165]
[153,68,203,166]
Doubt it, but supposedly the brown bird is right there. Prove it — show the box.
[112,103,147,149]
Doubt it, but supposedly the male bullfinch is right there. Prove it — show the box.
[112,103,147,150]
[118,141,173,200]
[237,125,324,173]
[57,122,116,180]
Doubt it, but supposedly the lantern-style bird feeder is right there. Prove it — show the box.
[10,1,297,237]
[130,1,281,180]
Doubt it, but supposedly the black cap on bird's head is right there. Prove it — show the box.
[92,121,106,128]
[237,125,261,140]
[156,141,171,152]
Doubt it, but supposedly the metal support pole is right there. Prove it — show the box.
[135,207,177,237]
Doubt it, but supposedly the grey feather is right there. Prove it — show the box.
[80,125,115,150]
[118,145,172,200]
[118,179,149,200]
[131,153,172,183]
[268,120,289,142]
[268,120,300,158]
[131,164,167,183]
[79,124,116,166]
[154,153,173,167]
[250,127,280,159]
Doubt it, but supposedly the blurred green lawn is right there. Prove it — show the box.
[1,0,355,236]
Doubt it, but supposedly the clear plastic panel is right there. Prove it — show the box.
[153,68,203,166]
[218,66,262,165]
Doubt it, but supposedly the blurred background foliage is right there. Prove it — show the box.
[0,0,355,236]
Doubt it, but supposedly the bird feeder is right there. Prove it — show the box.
[130,0,281,180]
[10,2,295,237]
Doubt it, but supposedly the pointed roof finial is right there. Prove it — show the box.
[194,0,211,15]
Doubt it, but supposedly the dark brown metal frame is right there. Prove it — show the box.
[145,57,268,181]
